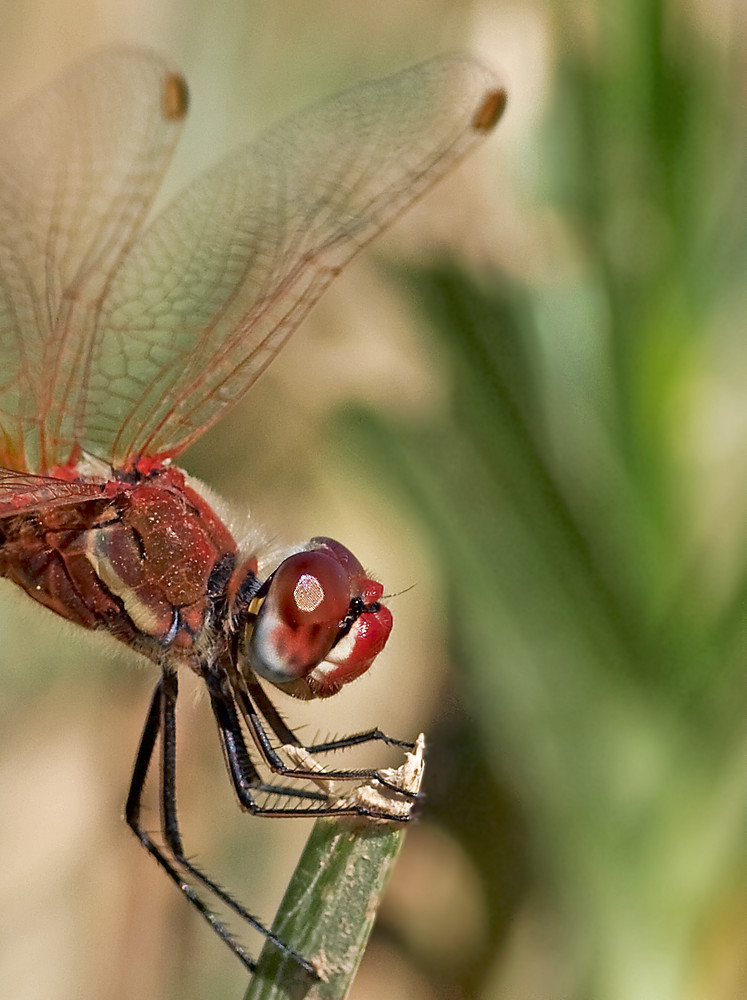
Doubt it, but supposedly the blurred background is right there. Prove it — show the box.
[0,1,746,999]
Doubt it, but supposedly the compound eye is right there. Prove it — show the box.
[274,550,350,629]
[244,549,351,684]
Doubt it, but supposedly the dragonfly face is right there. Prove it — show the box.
[243,536,394,699]
[0,47,505,975]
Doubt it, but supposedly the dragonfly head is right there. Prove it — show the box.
[239,537,392,699]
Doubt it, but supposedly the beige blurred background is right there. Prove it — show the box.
[0,3,526,999]
[2,3,746,1000]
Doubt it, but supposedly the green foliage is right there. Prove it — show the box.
[336,3,747,998]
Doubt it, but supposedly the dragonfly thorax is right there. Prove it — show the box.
[0,464,393,692]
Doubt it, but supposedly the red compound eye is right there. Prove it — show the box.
[273,549,350,631]
[241,539,392,698]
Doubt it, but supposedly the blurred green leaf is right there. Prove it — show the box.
[333,3,747,994]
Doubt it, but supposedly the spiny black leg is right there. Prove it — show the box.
[244,674,299,746]
[158,671,183,851]
[235,677,417,798]
[125,675,256,972]
[125,679,162,830]
[250,677,413,752]
[206,680,337,805]
[126,672,413,976]
[209,677,336,815]
[210,674,409,821]
[306,730,416,753]
[159,671,319,978]
[252,783,330,801]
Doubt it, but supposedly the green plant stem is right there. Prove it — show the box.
[244,737,424,1000]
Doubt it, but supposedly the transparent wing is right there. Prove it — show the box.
[87,54,504,468]
[0,47,187,472]
[0,468,107,516]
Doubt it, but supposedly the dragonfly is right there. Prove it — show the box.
[0,46,505,975]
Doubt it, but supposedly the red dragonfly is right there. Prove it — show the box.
[0,47,504,974]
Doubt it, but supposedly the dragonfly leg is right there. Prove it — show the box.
[156,669,319,977]
[250,675,415,752]
[305,730,415,753]
[225,675,418,807]
[208,676,341,813]
[209,672,411,821]
[125,674,258,972]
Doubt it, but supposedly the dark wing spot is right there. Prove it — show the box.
[472,88,507,132]
[162,72,189,120]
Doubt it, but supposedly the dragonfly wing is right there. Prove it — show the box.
[0,468,107,516]
[89,54,504,468]
[0,47,187,472]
